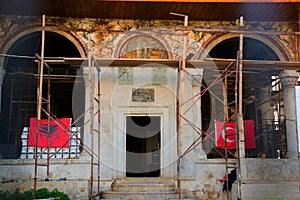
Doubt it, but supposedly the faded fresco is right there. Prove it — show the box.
[118,67,134,85]
[0,15,298,61]
[118,35,169,59]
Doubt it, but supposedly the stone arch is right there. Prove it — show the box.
[0,27,86,101]
[1,27,86,63]
[0,27,86,109]
[114,33,173,59]
[197,33,290,61]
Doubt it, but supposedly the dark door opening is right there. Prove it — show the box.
[126,116,161,177]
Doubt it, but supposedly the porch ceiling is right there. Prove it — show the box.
[0,1,299,22]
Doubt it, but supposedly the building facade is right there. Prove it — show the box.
[0,3,299,199]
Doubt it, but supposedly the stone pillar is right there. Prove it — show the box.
[0,67,6,114]
[280,70,299,159]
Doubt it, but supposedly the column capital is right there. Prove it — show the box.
[279,70,299,88]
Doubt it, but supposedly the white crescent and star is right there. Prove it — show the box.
[221,127,235,143]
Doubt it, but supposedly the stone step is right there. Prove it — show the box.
[168,199,199,200]
[103,198,198,200]
[101,191,181,200]
[117,178,174,185]
[101,178,188,199]
[112,183,175,192]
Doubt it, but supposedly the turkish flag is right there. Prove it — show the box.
[215,121,236,149]
[28,118,71,148]
[215,120,256,149]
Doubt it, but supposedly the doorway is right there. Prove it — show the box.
[126,116,161,177]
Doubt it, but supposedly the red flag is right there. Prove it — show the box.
[28,118,71,148]
[215,120,256,149]
[215,121,236,149]
[244,120,256,149]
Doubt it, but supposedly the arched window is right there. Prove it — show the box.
[0,32,83,158]
[203,37,282,158]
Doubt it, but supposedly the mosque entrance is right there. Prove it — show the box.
[126,116,161,177]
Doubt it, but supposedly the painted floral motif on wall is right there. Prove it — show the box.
[118,35,169,59]
[152,67,167,85]
[118,67,134,85]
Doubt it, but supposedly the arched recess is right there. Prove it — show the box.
[115,34,172,59]
[200,35,285,158]
[0,31,85,159]
[198,34,290,61]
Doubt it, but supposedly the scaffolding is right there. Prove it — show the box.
[1,14,300,200]
[30,16,102,199]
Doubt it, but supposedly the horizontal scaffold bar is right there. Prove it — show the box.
[42,57,300,71]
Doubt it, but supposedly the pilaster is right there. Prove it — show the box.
[80,66,93,159]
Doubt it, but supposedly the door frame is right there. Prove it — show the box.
[125,115,161,177]
[112,106,176,179]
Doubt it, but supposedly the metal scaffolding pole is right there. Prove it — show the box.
[34,14,46,198]
[46,60,51,176]
[170,12,188,200]
[237,16,245,200]
[96,62,101,196]
[88,33,95,200]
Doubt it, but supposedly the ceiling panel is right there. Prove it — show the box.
[0,1,299,22]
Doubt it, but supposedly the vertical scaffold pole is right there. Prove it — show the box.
[34,14,46,198]
[46,59,51,176]
[88,33,95,200]
[171,12,188,200]
[237,16,245,200]
[97,64,101,196]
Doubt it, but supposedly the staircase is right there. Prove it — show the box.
[101,178,196,200]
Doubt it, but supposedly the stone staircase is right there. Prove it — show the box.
[101,178,197,200]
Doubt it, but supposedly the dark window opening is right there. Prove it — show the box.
[0,32,84,159]
[204,37,282,158]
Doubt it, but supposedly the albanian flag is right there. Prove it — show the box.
[28,118,71,148]
[215,120,256,149]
